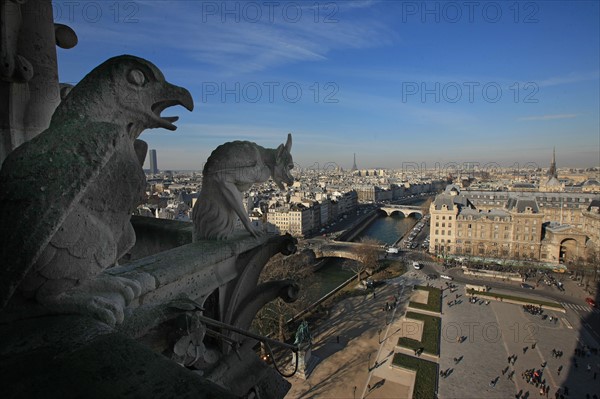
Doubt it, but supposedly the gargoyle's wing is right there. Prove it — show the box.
[0,120,122,308]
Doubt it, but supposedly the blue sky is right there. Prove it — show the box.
[54,0,599,170]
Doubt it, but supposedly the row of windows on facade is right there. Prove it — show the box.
[434,245,537,258]
[469,195,592,202]
[434,233,537,241]
[435,222,537,229]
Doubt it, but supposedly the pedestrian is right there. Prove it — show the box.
[337,335,340,344]
[532,342,536,349]
[524,347,528,354]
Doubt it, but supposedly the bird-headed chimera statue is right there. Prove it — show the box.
[0,55,194,325]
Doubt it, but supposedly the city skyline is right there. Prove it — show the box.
[53,0,600,170]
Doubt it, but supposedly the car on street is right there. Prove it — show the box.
[521,283,535,290]
[585,297,596,307]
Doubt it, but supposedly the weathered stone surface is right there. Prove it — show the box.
[1,0,69,165]
[0,55,193,326]
[0,315,235,399]
[110,232,269,298]
[125,215,194,262]
[193,134,294,240]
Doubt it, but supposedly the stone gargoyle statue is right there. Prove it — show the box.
[0,55,193,325]
[193,134,294,240]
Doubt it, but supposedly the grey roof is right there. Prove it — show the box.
[545,222,575,233]
[444,184,461,194]
[458,208,510,219]
[583,179,600,186]
[587,199,600,212]
[433,193,473,211]
[511,183,535,188]
[543,176,561,186]
[506,197,539,213]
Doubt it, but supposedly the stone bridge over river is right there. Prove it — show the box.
[305,239,382,262]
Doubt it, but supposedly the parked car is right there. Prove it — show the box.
[585,297,596,307]
[520,283,535,290]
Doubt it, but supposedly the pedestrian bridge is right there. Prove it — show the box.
[305,239,382,262]
[378,205,424,217]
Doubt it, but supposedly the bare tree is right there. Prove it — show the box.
[587,248,600,283]
[253,250,316,341]
[422,196,434,216]
[350,237,381,284]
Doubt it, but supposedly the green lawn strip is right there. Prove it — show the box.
[397,312,441,355]
[409,285,441,312]
[465,288,563,309]
[392,353,437,399]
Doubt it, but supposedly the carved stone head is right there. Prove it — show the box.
[273,133,294,190]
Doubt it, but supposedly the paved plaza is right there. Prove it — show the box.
[285,270,600,399]
[439,285,600,399]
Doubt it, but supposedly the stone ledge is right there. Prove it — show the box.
[108,231,270,309]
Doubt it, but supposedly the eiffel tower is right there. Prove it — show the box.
[351,153,358,172]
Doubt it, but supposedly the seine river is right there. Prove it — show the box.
[306,212,420,300]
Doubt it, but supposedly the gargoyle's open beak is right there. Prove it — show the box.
[151,83,194,131]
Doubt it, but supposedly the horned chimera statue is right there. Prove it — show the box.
[193,134,294,240]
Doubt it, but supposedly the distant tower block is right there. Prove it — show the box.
[352,153,358,172]
[548,146,557,178]
[149,149,158,174]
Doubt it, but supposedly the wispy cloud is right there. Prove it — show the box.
[518,114,578,121]
[537,71,599,88]
[57,0,394,76]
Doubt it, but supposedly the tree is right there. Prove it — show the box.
[422,196,434,216]
[350,237,381,284]
[252,249,316,342]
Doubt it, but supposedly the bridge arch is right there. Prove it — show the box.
[306,240,383,263]
[379,207,424,218]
